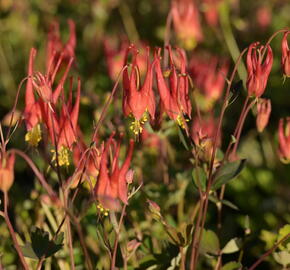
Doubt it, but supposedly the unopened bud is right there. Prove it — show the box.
[256,98,271,133]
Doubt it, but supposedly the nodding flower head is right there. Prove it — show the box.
[49,78,81,167]
[0,152,15,192]
[202,0,221,27]
[154,46,191,128]
[246,42,273,97]
[171,0,203,49]
[94,133,134,211]
[69,139,103,189]
[189,53,228,110]
[256,98,271,133]
[191,115,221,162]
[24,48,42,147]
[278,118,290,163]
[122,45,155,135]
[47,19,76,71]
[281,31,290,77]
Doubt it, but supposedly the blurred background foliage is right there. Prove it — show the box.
[0,0,290,269]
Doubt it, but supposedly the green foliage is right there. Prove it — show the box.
[211,159,246,191]
[20,227,63,260]
[200,229,220,256]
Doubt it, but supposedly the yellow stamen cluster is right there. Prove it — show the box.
[129,113,148,135]
[25,124,42,147]
[51,146,70,167]
[97,203,109,216]
[176,115,189,129]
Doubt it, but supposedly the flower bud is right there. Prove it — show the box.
[281,31,290,77]
[0,153,15,192]
[278,118,290,163]
[256,98,271,133]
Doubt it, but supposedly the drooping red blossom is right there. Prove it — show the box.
[256,98,271,133]
[141,127,162,150]
[24,46,75,147]
[191,114,221,147]
[70,136,104,189]
[73,140,102,178]
[171,0,203,49]
[191,114,221,162]
[104,38,148,81]
[189,53,228,109]
[202,0,221,27]
[46,19,76,71]
[38,78,81,166]
[256,5,272,31]
[0,152,15,192]
[94,133,134,210]
[104,38,129,81]
[123,45,155,119]
[154,47,191,127]
[56,78,81,150]
[122,45,156,134]
[278,118,290,163]
[246,42,273,97]
[24,48,42,137]
[281,31,290,77]
[33,56,74,105]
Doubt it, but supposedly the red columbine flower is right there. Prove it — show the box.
[191,114,221,162]
[154,47,191,128]
[278,118,290,163]
[256,98,271,133]
[246,42,273,97]
[123,45,155,135]
[104,37,129,81]
[94,133,134,211]
[70,137,103,189]
[189,53,228,110]
[24,48,43,146]
[46,19,76,71]
[32,57,74,104]
[0,152,15,192]
[24,46,74,147]
[281,31,290,77]
[256,5,272,31]
[171,0,203,49]
[202,0,221,27]
[46,78,81,167]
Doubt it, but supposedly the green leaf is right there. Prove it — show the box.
[260,230,276,250]
[200,229,220,255]
[222,238,241,254]
[222,261,242,270]
[273,251,290,267]
[230,135,237,144]
[164,225,181,246]
[221,200,239,211]
[208,196,239,211]
[21,227,64,260]
[211,159,246,190]
[192,167,207,192]
[278,225,290,251]
[19,243,38,260]
[177,126,189,150]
